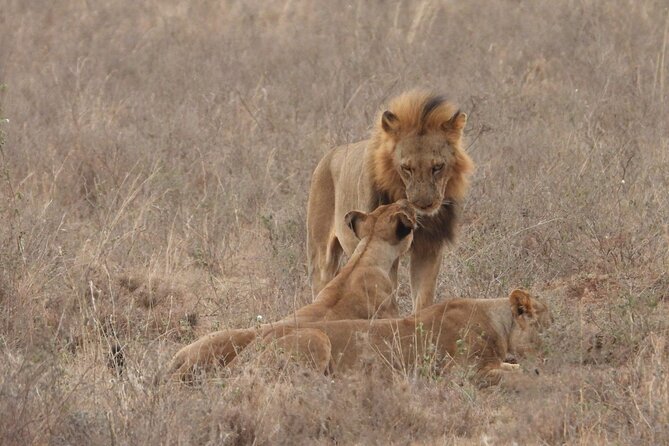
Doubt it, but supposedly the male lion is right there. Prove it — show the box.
[168,200,417,380]
[245,289,551,387]
[307,90,474,311]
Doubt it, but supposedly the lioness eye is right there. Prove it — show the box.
[432,163,444,173]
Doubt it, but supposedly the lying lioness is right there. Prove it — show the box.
[168,200,417,380]
[244,289,551,386]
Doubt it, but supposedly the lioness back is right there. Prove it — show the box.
[256,290,551,387]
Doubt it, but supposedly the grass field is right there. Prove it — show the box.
[1,0,668,444]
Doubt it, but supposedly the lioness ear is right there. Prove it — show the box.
[345,210,369,239]
[381,110,400,135]
[394,211,417,240]
[442,110,467,135]
[509,289,534,322]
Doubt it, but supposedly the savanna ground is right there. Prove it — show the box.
[1,0,668,444]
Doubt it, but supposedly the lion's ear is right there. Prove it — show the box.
[381,110,400,135]
[509,289,534,327]
[394,210,417,240]
[345,210,369,239]
[442,110,467,135]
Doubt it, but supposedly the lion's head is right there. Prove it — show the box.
[344,199,417,255]
[507,289,553,357]
[369,90,474,216]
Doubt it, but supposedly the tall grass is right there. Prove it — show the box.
[0,0,668,443]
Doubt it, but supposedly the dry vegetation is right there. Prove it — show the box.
[1,0,668,444]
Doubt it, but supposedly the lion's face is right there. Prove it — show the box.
[380,107,468,216]
[345,200,417,254]
[371,200,417,254]
[394,133,458,215]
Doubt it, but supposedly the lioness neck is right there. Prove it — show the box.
[320,237,394,293]
[312,237,395,315]
[356,240,398,272]
[480,298,515,342]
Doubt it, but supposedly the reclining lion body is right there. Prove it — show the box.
[168,201,417,379]
[307,90,474,311]
[253,290,551,386]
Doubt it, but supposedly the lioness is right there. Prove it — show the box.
[168,201,417,380]
[249,289,551,386]
[307,90,474,311]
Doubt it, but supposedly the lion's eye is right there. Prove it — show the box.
[400,165,412,175]
[432,163,445,174]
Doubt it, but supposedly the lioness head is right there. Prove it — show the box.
[371,91,474,216]
[344,199,417,254]
[507,289,552,357]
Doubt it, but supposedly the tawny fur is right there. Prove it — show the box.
[307,89,475,312]
[369,90,474,203]
[168,201,417,381]
[249,290,551,387]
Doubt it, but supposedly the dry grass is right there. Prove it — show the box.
[1,0,668,444]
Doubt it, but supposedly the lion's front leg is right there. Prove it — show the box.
[390,258,399,290]
[475,360,524,388]
[409,242,444,312]
[167,336,222,382]
[167,328,258,382]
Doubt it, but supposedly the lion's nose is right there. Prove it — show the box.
[412,200,433,210]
